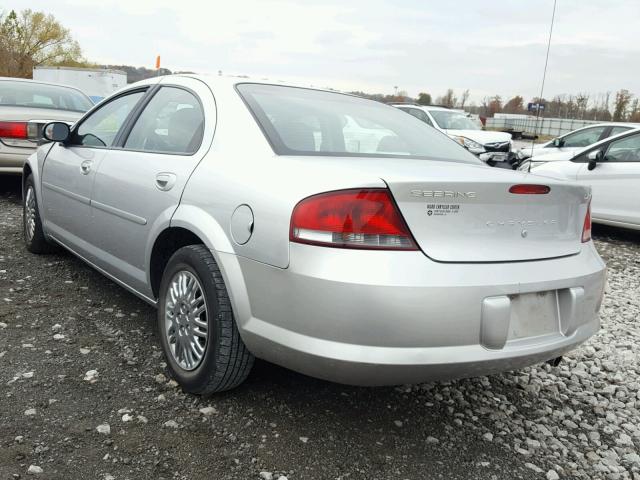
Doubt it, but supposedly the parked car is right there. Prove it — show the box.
[516,123,639,163]
[0,77,92,174]
[530,127,640,231]
[23,76,606,394]
[392,104,514,165]
[518,127,640,171]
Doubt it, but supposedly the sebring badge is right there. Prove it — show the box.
[411,190,477,199]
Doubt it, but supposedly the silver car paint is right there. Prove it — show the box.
[27,75,607,385]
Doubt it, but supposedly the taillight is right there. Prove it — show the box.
[0,121,28,139]
[509,184,551,194]
[582,202,592,243]
[290,188,418,250]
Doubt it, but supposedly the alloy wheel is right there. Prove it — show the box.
[164,270,209,371]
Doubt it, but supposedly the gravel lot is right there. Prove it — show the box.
[1,175,639,480]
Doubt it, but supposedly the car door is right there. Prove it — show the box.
[41,89,147,258]
[88,78,214,298]
[576,132,640,227]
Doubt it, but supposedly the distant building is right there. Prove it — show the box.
[33,66,127,103]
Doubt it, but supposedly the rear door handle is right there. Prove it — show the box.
[80,160,92,175]
[155,172,176,191]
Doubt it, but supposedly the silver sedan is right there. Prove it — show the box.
[0,77,92,174]
[23,75,606,394]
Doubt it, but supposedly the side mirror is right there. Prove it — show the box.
[552,137,564,148]
[587,149,603,171]
[43,122,70,143]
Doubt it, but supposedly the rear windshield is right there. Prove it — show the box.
[0,80,93,112]
[237,83,480,163]
[428,110,481,130]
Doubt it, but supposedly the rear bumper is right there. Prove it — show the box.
[218,242,606,386]
[0,150,31,174]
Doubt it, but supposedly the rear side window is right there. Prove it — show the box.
[124,87,204,154]
[237,83,479,164]
[609,126,632,137]
[0,80,92,112]
[399,107,434,127]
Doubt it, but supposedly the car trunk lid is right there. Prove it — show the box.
[382,162,589,262]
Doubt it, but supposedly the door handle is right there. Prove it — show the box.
[80,160,92,175]
[155,173,176,191]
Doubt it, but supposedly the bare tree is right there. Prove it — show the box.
[437,89,457,108]
[613,89,633,121]
[459,89,470,109]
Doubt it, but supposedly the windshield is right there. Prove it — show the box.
[237,83,480,164]
[428,110,480,130]
[0,80,93,112]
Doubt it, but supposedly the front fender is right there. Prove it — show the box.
[23,144,55,231]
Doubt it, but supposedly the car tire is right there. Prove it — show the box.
[23,174,57,254]
[157,244,254,394]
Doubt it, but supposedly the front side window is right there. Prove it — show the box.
[428,110,480,130]
[124,87,204,154]
[73,91,145,147]
[0,80,93,112]
[237,84,479,163]
[604,133,640,162]
[562,126,607,148]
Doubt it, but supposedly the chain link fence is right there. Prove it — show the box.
[485,116,601,137]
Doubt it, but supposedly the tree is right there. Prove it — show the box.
[416,92,432,105]
[503,95,524,114]
[437,89,457,108]
[613,89,633,121]
[458,89,470,108]
[629,99,640,123]
[485,95,502,116]
[0,9,88,78]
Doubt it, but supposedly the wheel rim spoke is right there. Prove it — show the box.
[164,270,208,371]
[25,187,36,241]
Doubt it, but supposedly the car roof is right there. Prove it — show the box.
[0,76,90,97]
[133,73,358,97]
[390,104,452,112]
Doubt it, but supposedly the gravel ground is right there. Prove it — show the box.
[0,175,639,480]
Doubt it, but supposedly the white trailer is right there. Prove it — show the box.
[32,66,127,103]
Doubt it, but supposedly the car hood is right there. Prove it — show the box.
[444,129,512,145]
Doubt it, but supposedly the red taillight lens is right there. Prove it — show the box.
[509,184,551,194]
[290,188,418,250]
[582,202,592,243]
[0,121,28,139]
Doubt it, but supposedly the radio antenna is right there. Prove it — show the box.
[529,0,557,173]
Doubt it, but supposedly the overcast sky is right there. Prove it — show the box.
[10,0,640,103]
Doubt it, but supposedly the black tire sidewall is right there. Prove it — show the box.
[157,248,221,392]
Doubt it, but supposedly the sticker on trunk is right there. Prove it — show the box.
[426,204,460,216]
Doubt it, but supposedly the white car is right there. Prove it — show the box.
[531,127,640,230]
[392,104,513,164]
[516,123,639,163]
